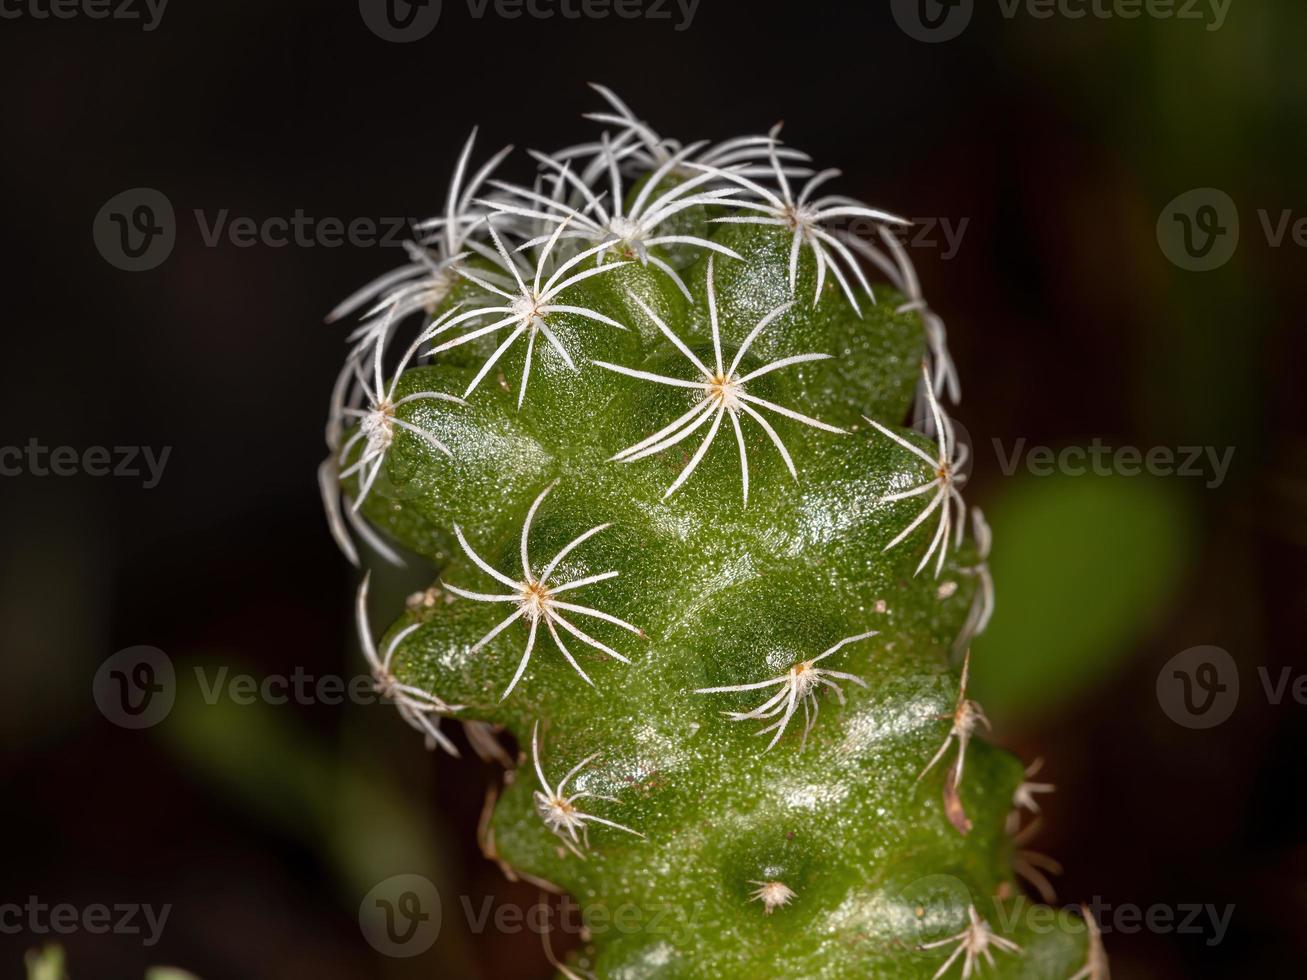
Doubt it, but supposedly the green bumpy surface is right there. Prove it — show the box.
[344,217,1088,976]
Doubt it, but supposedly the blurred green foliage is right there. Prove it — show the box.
[155,653,474,973]
[973,472,1195,721]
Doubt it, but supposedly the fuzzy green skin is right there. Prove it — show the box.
[344,216,1088,976]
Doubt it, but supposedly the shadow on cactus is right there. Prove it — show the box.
[321,85,1106,979]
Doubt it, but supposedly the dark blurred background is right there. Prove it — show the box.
[2,0,1304,977]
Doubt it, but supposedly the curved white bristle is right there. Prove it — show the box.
[442,482,642,700]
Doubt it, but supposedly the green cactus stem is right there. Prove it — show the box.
[322,86,1101,979]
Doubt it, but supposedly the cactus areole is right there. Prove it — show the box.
[323,86,1098,978]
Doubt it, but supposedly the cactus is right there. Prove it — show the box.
[322,87,1102,979]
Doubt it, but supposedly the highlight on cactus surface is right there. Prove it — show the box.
[321,84,1103,978]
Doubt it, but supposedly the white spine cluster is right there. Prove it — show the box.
[918,649,991,791]
[866,362,970,578]
[919,904,1023,979]
[354,571,463,756]
[596,256,843,503]
[442,481,644,700]
[694,630,877,751]
[530,720,644,858]
[321,83,971,572]
[319,94,1040,932]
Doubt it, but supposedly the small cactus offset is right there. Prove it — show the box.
[323,87,1101,979]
